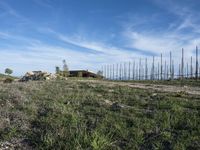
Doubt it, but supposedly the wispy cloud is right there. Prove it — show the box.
[33,0,53,8]
[39,28,146,58]
[120,0,200,60]
[0,1,25,20]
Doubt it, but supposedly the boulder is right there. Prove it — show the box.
[20,71,58,82]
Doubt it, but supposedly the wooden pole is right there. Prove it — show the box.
[145,58,148,80]
[167,65,169,80]
[119,63,122,80]
[110,65,111,80]
[191,56,193,78]
[124,62,126,80]
[104,65,106,79]
[161,53,163,80]
[172,60,174,79]
[128,61,131,80]
[158,62,160,80]
[133,61,135,80]
[113,64,115,80]
[152,56,155,80]
[137,64,139,80]
[164,60,166,80]
[187,62,189,78]
[179,64,181,79]
[139,58,141,80]
[170,51,172,80]
[106,65,109,79]
[196,46,199,79]
[181,48,184,79]
[116,63,119,80]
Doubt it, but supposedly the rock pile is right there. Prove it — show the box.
[20,71,57,82]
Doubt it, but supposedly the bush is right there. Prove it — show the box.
[4,78,14,83]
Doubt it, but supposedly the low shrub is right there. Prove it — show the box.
[3,77,14,83]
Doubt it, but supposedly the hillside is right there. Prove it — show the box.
[0,79,200,149]
[0,73,18,81]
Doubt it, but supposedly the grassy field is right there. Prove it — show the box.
[0,79,200,149]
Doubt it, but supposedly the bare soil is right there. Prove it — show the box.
[78,80,200,95]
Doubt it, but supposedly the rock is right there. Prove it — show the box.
[104,99,113,106]
[25,71,34,76]
[19,71,58,82]
[152,93,158,97]
[111,102,123,111]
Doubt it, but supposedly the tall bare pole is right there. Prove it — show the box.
[152,56,155,80]
[172,60,174,79]
[196,46,199,79]
[145,58,148,80]
[170,51,172,80]
[161,53,163,80]
[191,56,193,78]
[116,63,119,80]
[181,48,184,79]
[107,65,109,79]
[139,58,141,80]
[109,65,111,80]
[104,65,106,79]
[167,65,169,80]
[101,66,103,77]
[124,62,126,80]
[113,64,115,80]
[179,64,181,79]
[133,61,135,80]
[187,62,189,78]
[119,63,122,80]
[158,62,160,80]
[164,60,166,80]
[128,61,131,80]
[136,64,138,80]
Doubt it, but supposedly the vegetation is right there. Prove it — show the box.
[3,77,14,83]
[0,79,199,149]
[55,66,60,74]
[55,60,69,77]
[62,59,69,77]
[97,70,103,76]
[5,68,13,75]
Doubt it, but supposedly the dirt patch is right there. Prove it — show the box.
[77,80,200,96]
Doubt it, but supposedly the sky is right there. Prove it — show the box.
[0,0,200,76]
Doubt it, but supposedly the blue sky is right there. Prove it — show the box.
[0,0,200,75]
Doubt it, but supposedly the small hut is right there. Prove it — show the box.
[69,70,102,78]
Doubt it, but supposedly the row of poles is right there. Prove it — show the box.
[101,46,199,81]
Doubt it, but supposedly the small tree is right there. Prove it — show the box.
[55,66,60,74]
[62,59,69,77]
[5,68,13,75]
[97,70,103,76]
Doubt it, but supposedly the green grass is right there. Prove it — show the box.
[0,80,200,149]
